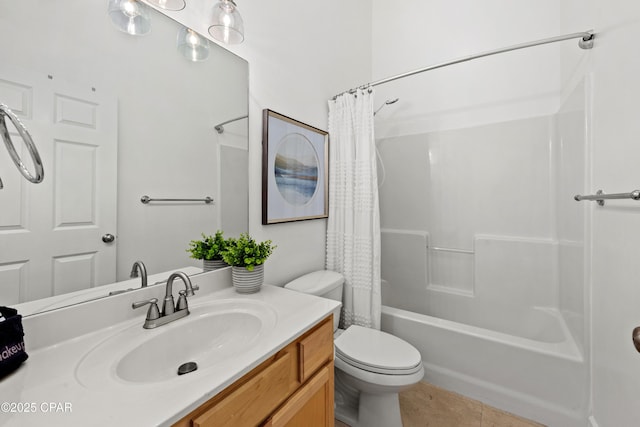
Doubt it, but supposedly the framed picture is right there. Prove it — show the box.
[262,109,329,224]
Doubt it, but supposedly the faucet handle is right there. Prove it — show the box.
[132,298,161,321]
[132,297,157,309]
[176,290,189,311]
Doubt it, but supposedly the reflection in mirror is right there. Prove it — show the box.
[0,0,248,315]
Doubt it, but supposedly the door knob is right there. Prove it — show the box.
[633,327,640,353]
[102,233,115,243]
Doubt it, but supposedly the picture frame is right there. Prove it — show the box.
[262,109,329,224]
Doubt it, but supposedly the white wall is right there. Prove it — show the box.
[560,1,640,426]
[154,0,373,285]
[234,1,372,285]
[371,0,564,137]
[221,1,372,286]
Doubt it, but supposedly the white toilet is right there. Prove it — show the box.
[284,270,424,427]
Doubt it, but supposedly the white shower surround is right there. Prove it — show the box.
[376,78,588,425]
[379,233,588,426]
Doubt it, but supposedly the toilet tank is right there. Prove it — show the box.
[284,270,344,331]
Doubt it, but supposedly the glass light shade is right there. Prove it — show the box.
[146,0,185,11]
[208,0,244,44]
[177,27,210,62]
[108,0,151,35]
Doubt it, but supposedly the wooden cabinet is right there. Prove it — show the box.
[173,315,334,427]
[264,362,333,427]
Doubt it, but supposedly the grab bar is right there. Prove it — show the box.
[574,189,640,206]
[140,195,214,204]
[0,103,44,189]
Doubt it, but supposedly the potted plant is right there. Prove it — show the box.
[187,230,229,271]
[221,233,276,293]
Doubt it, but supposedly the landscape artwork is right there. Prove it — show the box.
[275,133,319,205]
[262,110,328,224]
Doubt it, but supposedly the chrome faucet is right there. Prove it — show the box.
[132,271,199,329]
[161,271,197,316]
[108,260,148,296]
[130,260,148,288]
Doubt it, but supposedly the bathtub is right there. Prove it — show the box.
[380,303,588,427]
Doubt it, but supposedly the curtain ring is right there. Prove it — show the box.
[0,104,44,184]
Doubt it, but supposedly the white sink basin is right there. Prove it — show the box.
[75,299,277,386]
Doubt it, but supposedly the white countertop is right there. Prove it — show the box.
[0,275,339,427]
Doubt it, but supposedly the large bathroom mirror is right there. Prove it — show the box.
[0,0,249,315]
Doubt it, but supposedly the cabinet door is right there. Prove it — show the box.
[264,361,334,427]
[298,317,333,382]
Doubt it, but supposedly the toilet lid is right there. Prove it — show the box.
[334,325,422,375]
[284,270,344,295]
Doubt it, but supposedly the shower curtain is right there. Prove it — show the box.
[326,88,381,330]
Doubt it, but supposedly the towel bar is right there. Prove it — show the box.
[140,195,214,204]
[574,189,640,206]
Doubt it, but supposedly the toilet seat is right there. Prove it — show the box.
[334,325,423,375]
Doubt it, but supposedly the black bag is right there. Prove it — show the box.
[0,306,28,379]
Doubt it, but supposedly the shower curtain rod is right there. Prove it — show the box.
[333,30,595,99]
[214,115,248,134]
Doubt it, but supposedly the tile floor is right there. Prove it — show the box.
[335,382,545,427]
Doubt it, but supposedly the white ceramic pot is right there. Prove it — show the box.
[203,259,228,271]
[231,264,264,294]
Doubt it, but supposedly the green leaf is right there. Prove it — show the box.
[186,230,227,260]
[220,233,276,268]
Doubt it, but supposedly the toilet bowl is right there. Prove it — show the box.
[284,270,425,427]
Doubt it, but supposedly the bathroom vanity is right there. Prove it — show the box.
[0,269,339,427]
[173,315,334,426]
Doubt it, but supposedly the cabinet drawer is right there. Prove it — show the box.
[194,352,293,427]
[298,316,333,382]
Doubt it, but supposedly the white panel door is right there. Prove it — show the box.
[0,67,117,304]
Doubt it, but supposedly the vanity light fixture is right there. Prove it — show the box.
[108,0,152,35]
[146,0,186,11]
[208,0,244,45]
[177,27,210,61]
